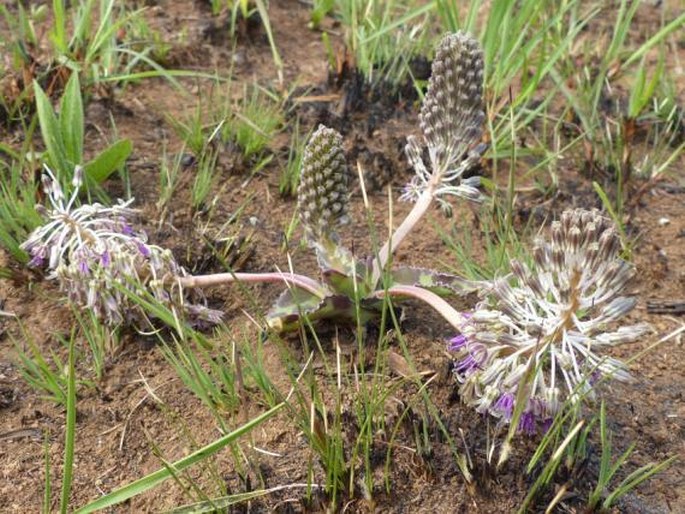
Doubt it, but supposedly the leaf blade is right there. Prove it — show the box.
[83,139,132,185]
[59,72,84,166]
[74,403,284,513]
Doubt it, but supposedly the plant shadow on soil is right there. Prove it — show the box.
[0,1,684,512]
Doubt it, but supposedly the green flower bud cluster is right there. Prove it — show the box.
[297,125,350,244]
[419,31,485,168]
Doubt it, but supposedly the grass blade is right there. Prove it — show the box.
[253,0,283,84]
[59,332,77,514]
[603,456,678,508]
[164,484,318,514]
[43,433,52,514]
[623,11,685,68]
[74,402,285,513]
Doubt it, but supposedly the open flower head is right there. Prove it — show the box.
[402,31,486,207]
[21,167,222,328]
[449,209,649,432]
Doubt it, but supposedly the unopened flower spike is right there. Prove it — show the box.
[297,124,356,275]
[297,124,350,245]
[21,167,222,328]
[375,31,487,282]
[449,208,650,434]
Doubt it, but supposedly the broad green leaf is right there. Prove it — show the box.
[390,266,483,296]
[267,288,327,333]
[34,80,69,176]
[321,268,363,298]
[59,72,84,166]
[269,288,323,319]
[267,288,374,334]
[83,139,132,185]
[314,242,359,277]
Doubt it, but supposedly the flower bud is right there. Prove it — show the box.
[297,125,350,243]
[419,32,484,164]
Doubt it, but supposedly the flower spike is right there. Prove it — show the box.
[297,124,350,246]
[21,167,221,328]
[375,32,486,282]
[401,31,486,207]
[449,209,650,433]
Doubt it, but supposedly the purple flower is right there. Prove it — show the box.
[29,253,45,268]
[20,170,224,330]
[455,353,480,375]
[454,342,487,376]
[518,410,537,435]
[101,250,111,267]
[121,223,134,236]
[78,259,89,274]
[28,245,48,268]
[136,242,151,258]
[589,370,602,386]
[493,392,515,420]
[448,334,467,351]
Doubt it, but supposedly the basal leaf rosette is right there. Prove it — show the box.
[449,209,650,433]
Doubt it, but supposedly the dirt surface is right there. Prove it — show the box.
[1,1,684,512]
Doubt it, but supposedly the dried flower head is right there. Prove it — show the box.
[449,209,649,432]
[297,125,350,245]
[402,31,486,207]
[21,167,222,328]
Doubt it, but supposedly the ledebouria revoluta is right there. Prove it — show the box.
[21,167,222,328]
[448,209,650,433]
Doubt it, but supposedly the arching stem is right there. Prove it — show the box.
[373,284,467,332]
[179,272,328,299]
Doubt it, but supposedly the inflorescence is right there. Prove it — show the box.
[401,31,486,208]
[297,124,350,246]
[21,167,222,328]
[449,209,649,433]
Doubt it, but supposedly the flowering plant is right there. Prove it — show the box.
[18,33,650,447]
[21,167,222,328]
[448,208,650,433]
[22,32,487,334]
[181,32,489,334]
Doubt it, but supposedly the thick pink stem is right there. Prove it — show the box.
[179,272,327,298]
[374,284,467,332]
[372,189,433,284]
